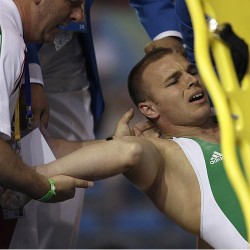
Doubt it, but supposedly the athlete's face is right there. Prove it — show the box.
[32,0,84,42]
[141,53,211,127]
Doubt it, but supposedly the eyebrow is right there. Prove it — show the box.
[164,71,181,83]
[186,64,197,73]
[163,63,197,84]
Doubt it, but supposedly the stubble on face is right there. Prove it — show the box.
[38,0,59,42]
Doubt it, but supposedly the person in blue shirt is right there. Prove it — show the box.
[129,0,195,63]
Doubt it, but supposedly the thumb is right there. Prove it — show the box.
[41,110,49,129]
[119,108,134,124]
[72,178,94,189]
[135,120,155,131]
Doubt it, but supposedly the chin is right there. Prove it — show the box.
[44,37,54,43]
[196,105,211,120]
[44,28,59,42]
[43,32,54,42]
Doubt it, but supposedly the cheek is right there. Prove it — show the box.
[162,90,182,105]
[49,5,70,23]
[156,94,175,112]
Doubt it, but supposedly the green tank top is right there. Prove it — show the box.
[192,138,247,240]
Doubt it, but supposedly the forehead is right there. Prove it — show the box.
[155,53,188,70]
[143,53,189,79]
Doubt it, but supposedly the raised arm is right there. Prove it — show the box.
[129,0,184,54]
[129,0,195,62]
[129,0,182,40]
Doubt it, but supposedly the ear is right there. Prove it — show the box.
[138,101,160,119]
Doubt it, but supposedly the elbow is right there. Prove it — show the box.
[122,141,143,171]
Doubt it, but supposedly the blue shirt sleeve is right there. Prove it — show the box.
[175,0,195,64]
[129,0,181,39]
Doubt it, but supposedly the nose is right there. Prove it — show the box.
[70,6,84,22]
[185,73,199,88]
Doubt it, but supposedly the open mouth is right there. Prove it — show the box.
[189,92,204,102]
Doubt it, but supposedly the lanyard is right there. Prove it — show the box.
[14,98,21,154]
[24,52,33,129]
[12,52,33,154]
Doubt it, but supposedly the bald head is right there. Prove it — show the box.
[13,0,84,42]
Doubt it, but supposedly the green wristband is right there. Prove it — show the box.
[38,178,56,202]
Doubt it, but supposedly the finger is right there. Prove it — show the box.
[5,193,22,210]
[133,127,142,137]
[135,120,155,131]
[119,108,134,124]
[144,41,155,54]
[16,192,31,206]
[0,190,11,208]
[142,130,161,138]
[72,178,94,189]
[151,132,161,138]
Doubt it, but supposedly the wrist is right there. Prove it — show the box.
[35,164,49,178]
[38,178,56,202]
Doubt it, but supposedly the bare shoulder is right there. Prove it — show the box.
[145,137,184,156]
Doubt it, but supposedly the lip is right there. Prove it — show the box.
[188,89,207,103]
[58,22,69,27]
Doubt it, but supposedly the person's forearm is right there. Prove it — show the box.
[0,138,49,199]
[46,137,104,158]
[42,138,143,181]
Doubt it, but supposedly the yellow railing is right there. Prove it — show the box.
[186,0,250,241]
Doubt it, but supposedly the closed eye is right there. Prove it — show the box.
[165,72,181,87]
[167,78,179,86]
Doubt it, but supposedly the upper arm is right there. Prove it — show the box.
[122,136,165,194]
[0,20,25,138]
